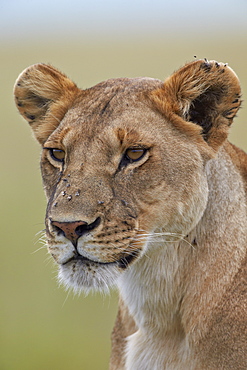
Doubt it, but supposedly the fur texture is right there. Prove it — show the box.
[14,60,246,369]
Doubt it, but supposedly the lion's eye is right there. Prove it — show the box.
[49,149,65,162]
[125,148,146,162]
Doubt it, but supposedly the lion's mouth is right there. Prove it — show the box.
[63,251,139,269]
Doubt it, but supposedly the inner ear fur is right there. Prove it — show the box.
[14,64,80,144]
[150,59,241,151]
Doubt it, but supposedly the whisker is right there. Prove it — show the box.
[35,229,46,237]
[133,229,196,250]
[34,239,45,247]
[62,289,72,308]
[44,255,53,267]
[31,244,47,254]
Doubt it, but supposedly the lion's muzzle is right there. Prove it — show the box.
[47,215,141,270]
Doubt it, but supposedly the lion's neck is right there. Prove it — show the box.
[118,242,187,332]
[118,240,193,369]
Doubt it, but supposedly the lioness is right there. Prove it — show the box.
[14,60,247,369]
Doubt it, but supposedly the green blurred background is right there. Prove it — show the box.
[1,1,247,369]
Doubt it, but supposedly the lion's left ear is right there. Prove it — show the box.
[150,59,241,151]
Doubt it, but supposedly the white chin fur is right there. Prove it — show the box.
[57,260,121,295]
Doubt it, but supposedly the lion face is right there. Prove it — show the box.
[40,79,208,294]
[14,61,241,293]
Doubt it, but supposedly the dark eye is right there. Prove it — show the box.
[49,149,65,162]
[125,148,146,162]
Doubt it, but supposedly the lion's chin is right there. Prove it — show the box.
[57,259,122,295]
[55,249,141,295]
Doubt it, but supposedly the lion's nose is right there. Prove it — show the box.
[51,217,101,245]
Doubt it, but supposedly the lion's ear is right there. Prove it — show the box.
[14,64,80,144]
[151,60,241,150]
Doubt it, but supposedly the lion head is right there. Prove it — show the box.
[14,60,241,294]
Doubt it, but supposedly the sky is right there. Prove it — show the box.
[1,0,247,41]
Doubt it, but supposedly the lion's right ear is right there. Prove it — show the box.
[14,64,80,144]
[150,60,241,152]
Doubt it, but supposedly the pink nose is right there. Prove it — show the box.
[51,217,101,245]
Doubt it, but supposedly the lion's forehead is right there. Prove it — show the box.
[47,78,165,152]
[66,76,162,120]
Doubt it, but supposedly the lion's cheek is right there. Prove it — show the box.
[138,175,209,237]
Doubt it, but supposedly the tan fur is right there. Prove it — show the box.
[14,60,247,369]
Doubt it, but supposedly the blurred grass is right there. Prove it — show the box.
[1,36,247,370]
